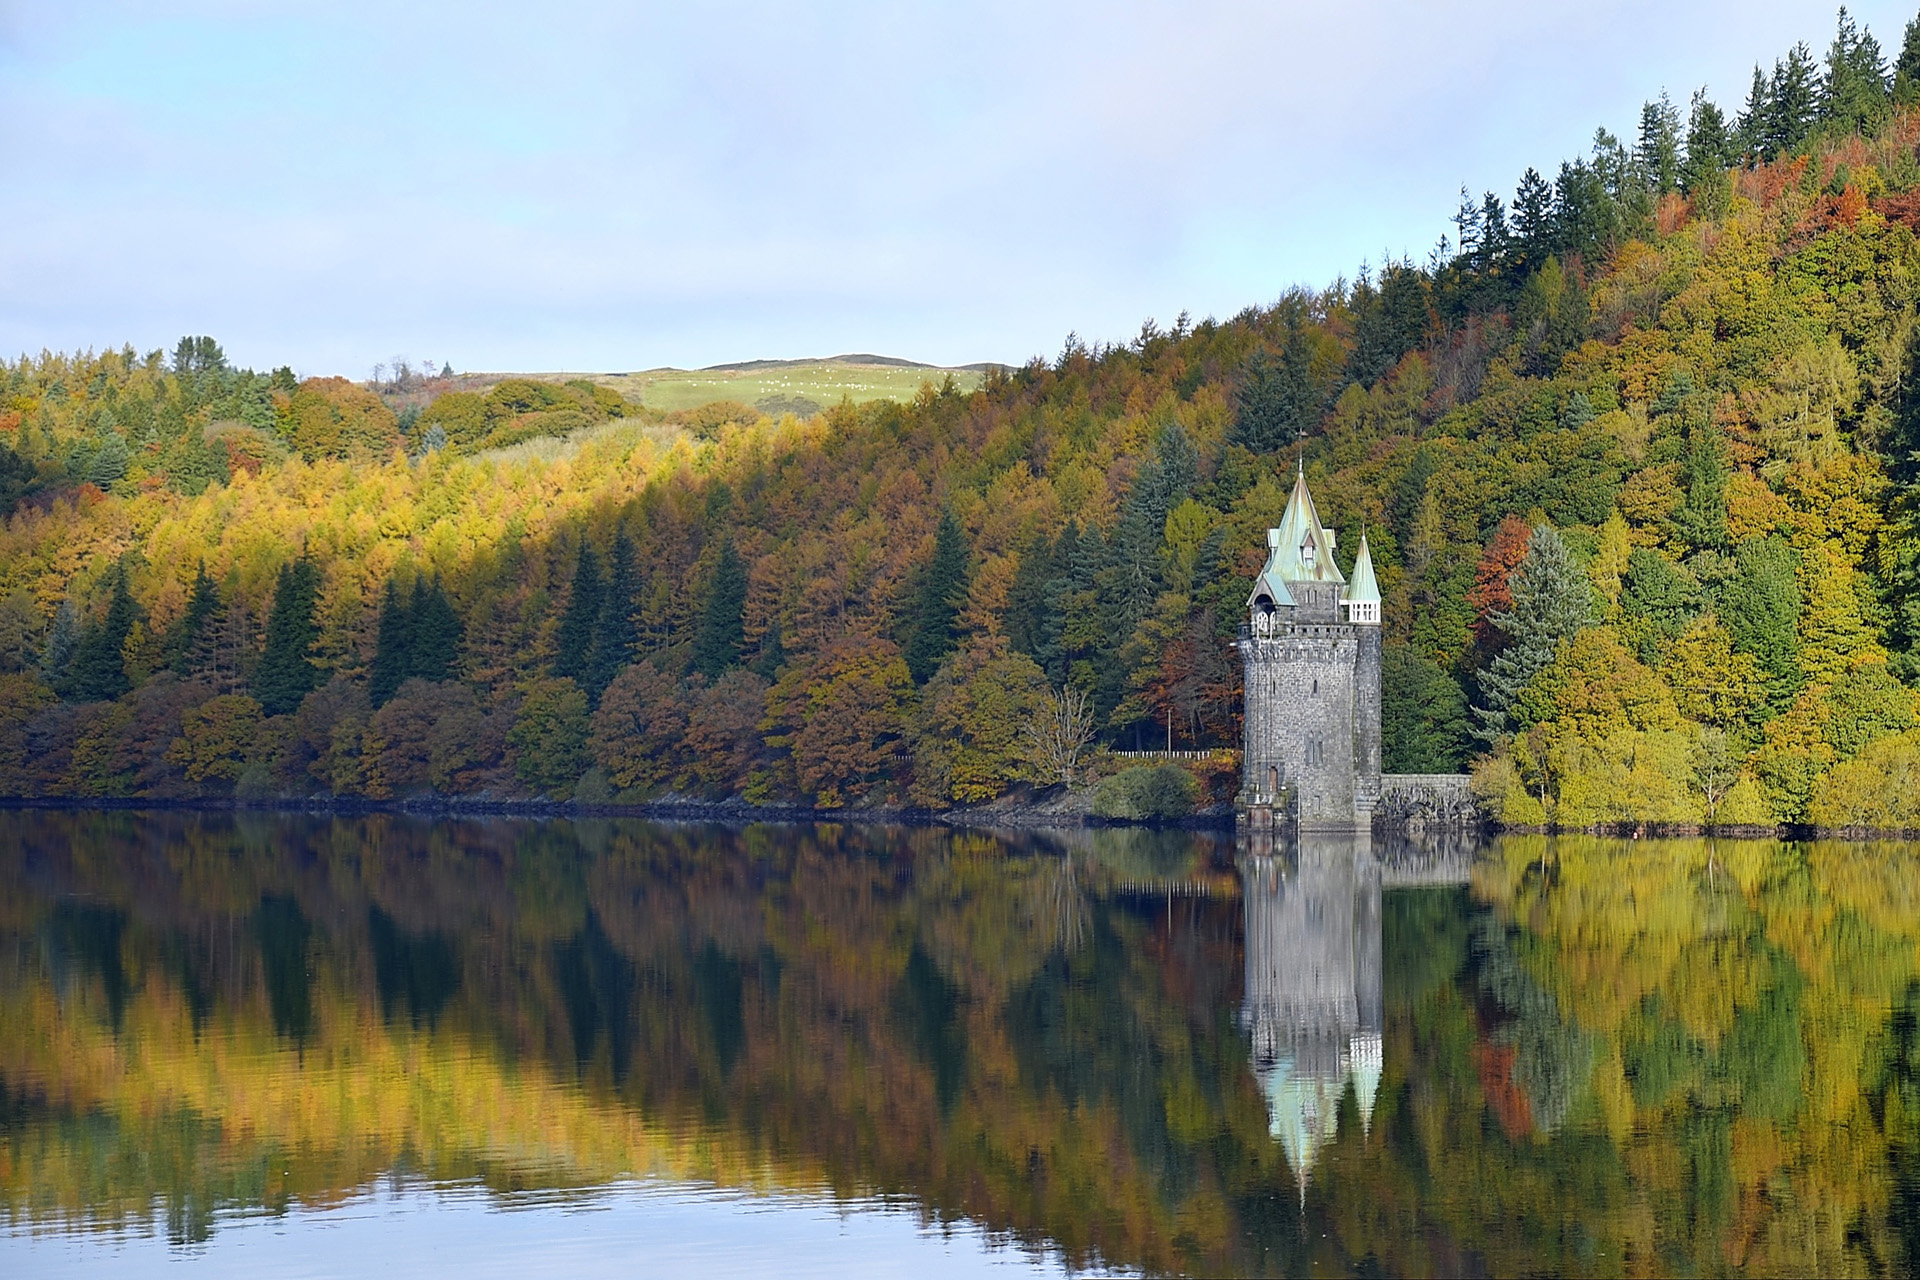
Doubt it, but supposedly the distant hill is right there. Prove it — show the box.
[471,356,992,417]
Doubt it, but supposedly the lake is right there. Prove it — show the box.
[2,813,1917,1276]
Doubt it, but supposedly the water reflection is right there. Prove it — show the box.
[1241,831,1385,1193]
[7,815,1920,1276]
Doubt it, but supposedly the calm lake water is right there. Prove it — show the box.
[3,814,1919,1277]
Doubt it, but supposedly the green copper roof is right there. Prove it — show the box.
[1346,533,1381,606]
[1246,531,1299,611]
[1270,465,1346,586]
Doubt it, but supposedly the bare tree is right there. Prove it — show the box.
[1025,684,1096,787]
[1692,727,1741,829]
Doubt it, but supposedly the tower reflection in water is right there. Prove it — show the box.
[1239,830,1383,1197]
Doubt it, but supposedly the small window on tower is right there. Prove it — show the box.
[1301,536,1316,565]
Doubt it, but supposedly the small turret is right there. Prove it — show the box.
[1344,534,1381,626]
[1246,528,1298,632]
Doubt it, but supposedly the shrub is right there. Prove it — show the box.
[1091,764,1197,821]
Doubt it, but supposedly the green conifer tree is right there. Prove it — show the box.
[553,541,601,682]
[1822,6,1888,133]
[65,569,138,702]
[1382,648,1472,772]
[408,578,462,685]
[1677,423,1730,551]
[254,560,322,715]
[903,510,970,684]
[164,563,221,676]
[1722,536,1804,711]
[1736,65,1772,158]
[41,599,77,689]
[1475,525,1596,737]
[692,534,748,682]
[1231,308,1320,453]
[586,531,637,698]
[1894,13,1920,104]
[752,615,786,682]
[1770,44,1820,155]
[369,579,412,706]
[1635,93,1682,193]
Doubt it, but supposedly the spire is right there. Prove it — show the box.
[1345,533,1381,625]
[1269,467,1346,586]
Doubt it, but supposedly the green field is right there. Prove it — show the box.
[596,357,987,415]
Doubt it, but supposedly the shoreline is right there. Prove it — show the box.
[0,792,1240,832]
[3,794,1917,840]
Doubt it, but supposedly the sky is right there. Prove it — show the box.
[0,1,1912,377]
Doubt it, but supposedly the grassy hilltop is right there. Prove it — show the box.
[5,10,1920,830]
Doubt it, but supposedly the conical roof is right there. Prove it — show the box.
[1270,463,1346,586]
[1346,533,1381,606]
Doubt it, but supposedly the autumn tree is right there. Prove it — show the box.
[1468,516,1533,651]
[909,638,1047,806]
[507,677,590,797]
[764,637,913,806]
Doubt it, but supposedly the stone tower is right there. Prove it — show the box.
[1239,465,1382,829]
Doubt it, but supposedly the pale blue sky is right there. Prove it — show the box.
[0,1,1910,376]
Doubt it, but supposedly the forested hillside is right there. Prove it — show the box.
[5,10,1920,829]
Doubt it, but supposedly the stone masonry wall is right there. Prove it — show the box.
[1241,623,1358,826]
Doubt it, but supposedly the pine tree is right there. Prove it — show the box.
[408,578,462,684]
[1823,6,1888,133]
[692,534,748,682]
[1477,191,1510,271]
[1770,44,1819,156]
[553,541,601,682]
[752,615,786,681]
[1231,309,1320,453]
[164,563,221,676]
[254,560,322,716]
[1676,422,1730,551]
[1635,93,1682,193]
[1722,536,1804,710]
[1475,525,1596,737]
[369,580,411,706]
[1034,521,1081,685]
[41,598,76,689]
[65,570,138,702]
[1736,66,1772,158]
[1005,532,1057,661]
[1895,13,1920,104]
[1681,90,1734,216]
[586,531,637,697]
[903,510,970,684]
[1509,167,1556,273]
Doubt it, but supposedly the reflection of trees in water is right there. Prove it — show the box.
[16,816,1920,1276]
[1469,912,1591,1136]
